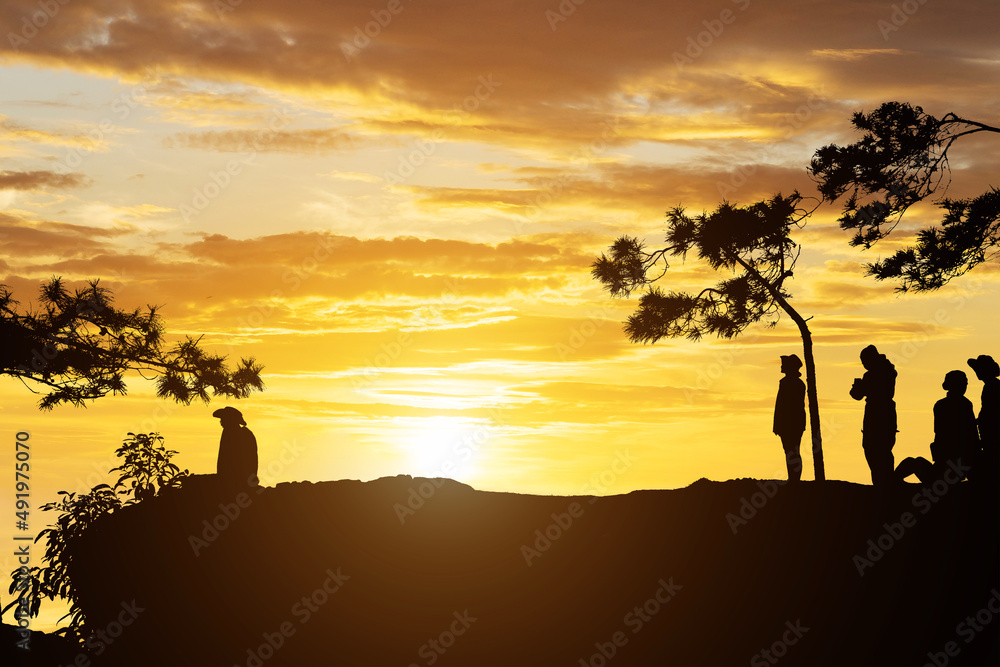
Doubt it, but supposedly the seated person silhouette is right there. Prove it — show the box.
[895,370,979,485]
[213,406,259,490]
[968,355,999,482]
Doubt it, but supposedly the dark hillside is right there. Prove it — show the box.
[35,475,999,665]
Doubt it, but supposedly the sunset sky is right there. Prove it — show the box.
[2,0,999,626]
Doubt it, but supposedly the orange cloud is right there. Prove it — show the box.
[0,213,130,259]
[0,115,102,151]
[1,0,995,152]
[407,162,817,218]
[0,170,90,190]
[0,228,601,331]
[163,126,368,153]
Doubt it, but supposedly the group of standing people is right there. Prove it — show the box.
[772,346,998,487]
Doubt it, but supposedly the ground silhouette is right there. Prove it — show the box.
[15,472,994,666]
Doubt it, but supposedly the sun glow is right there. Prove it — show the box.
[402,416,487,480]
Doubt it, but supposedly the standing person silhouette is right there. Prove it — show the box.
[213,407,258,490]
[850,345,897,487]
[773,354,806,482]
[967,355,999,481]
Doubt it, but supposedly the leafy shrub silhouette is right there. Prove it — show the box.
[112,433,188,504]
[3,432,188,645]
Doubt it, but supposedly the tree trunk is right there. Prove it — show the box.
[766,297,825,481]
[730,256,825,480]
[790,315,825,481]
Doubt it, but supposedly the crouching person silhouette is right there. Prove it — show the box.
[214,406,259,490]
[896,370,978,485]
[774,354,806,482]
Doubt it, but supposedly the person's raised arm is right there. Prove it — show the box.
[850,376,867,401]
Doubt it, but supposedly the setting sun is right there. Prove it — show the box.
[1,0,998,662]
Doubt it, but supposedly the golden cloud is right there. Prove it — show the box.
[1,0,995,152]
[0,170,90,190]
[163,127,365,153]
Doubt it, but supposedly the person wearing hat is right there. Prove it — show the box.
[967,354,999,480]
[213,406,258,490]
[773,354,806,481]
[850,344,898,487]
